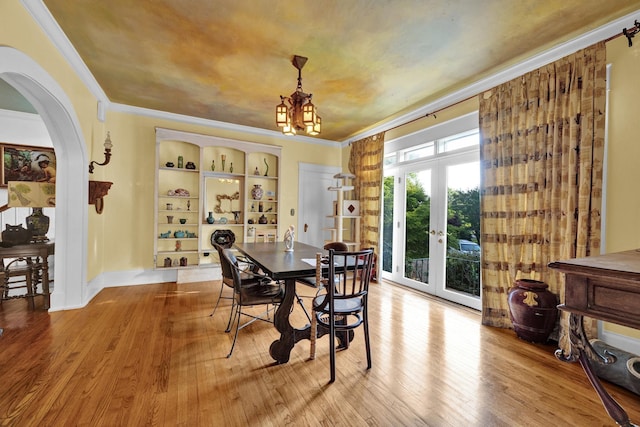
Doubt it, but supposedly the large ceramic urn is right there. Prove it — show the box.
[507,279,558,343]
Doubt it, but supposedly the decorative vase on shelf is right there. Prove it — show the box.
[251,184,264,200]
[258,214,268,224]
[507,279,558,343]
[207,212,215,224]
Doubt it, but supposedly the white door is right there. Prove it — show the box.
[298,163,341,248]
[382,151,481,310]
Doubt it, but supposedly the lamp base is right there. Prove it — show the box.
[26,208,50,242]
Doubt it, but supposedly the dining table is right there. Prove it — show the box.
[234,241,342,364]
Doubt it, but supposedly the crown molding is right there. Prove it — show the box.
[345,8,640,144]
[110,103,339,146]
[20,1,109,109]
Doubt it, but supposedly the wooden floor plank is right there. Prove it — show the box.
[1,279,639,426]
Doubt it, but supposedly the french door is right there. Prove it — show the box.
[382,150,481,309]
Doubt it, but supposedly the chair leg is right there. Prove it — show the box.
[364,308,371,369]
[310,312,317,360]
[26,271,35,310]
[210,282,226,317]
[227,304,242,358]
[296,292,311,322]
[329,314,336,383]
[225,299,238,333]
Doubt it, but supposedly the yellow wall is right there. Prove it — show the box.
[602,37,640,340]
[100,112,341,275]
[384,98,479,142]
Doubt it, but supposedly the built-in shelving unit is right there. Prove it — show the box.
[154,128,281,270]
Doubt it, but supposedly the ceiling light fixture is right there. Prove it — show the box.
[276,55,321,136]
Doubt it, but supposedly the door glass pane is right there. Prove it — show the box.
[382,176,394,274]
[404,170,431,283]
[445,161,481,296]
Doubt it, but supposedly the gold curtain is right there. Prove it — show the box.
[348,131,385,256]
[478,42,606,347]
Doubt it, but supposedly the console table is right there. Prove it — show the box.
[0,241,54,309]
[549,250,640,427]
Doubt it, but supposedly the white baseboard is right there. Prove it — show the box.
[599,324,640,355]
[51,266,221,311]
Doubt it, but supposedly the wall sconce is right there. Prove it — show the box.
[89,131,113,174]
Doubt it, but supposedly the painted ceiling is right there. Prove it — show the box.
[38,0,640,141]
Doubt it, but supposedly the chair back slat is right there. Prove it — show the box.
[327,248,374,305]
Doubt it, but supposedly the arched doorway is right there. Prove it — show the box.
[0,46,88,310]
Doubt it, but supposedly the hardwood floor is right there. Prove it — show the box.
[0,279,638,426]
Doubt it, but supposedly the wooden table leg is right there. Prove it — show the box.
[556,313,635,427]
[269,278,299,364]
[268,278,350,363]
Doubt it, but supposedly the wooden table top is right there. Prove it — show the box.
[548,249,640,281]
[234,241,324,280]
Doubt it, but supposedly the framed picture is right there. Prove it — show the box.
[1,143,56,186]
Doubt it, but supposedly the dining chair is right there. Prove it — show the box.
[309,247,375,382]
[222,248,285,358]
[297,241,349,289]
[0,256,36,309]
[210,241,260,329]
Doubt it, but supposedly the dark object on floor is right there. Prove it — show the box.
[590,339,640,396]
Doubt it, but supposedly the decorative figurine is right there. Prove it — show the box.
[221,154,226,171]
[264,158,269,176]
[211,160,215,171]
[284,225,295,251]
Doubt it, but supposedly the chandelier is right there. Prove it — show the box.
[275,55,321,136]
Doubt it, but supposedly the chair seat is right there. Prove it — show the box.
[238,282,284,306]
[223,270,260,289]
[312,294,364,315]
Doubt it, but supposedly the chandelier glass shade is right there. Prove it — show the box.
[276,55,321,136]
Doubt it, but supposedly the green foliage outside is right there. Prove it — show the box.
[383,174,481,296]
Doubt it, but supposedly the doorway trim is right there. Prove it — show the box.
[0,46,88,310]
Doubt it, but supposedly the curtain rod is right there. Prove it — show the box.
[377,19,640,138]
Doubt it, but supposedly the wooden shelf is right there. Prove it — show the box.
[154,128,282,270]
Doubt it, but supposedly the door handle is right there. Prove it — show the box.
[304,223,309,232]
